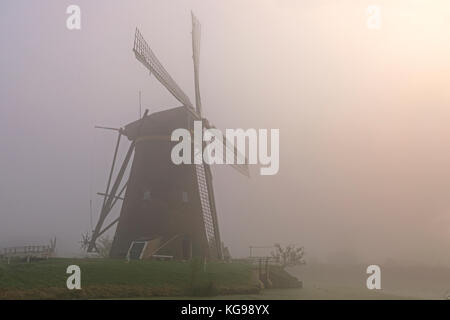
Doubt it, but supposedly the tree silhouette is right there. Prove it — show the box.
[271,244,306,268]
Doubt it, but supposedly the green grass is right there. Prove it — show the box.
[0,258,259,299]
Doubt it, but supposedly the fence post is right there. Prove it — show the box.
[258,258,262,279]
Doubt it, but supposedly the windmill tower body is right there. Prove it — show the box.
[109,107,222,259]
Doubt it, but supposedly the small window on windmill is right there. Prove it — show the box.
[127,241,148,260]
[143,189,151,201]
[182,191,189,203]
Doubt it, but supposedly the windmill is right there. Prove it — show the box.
[87,12,249,260]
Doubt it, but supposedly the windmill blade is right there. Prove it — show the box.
[133,28,194,109]
[198,141,249,177]
[222,135,250,177]
[203,121,250,177]
[229,161,250,177]
[191,11,203,116]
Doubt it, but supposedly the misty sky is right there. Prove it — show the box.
[1,0,450,265]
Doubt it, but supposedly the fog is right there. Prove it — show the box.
[1,0,449,266]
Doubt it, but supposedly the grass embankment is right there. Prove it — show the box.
[0,258,259,299]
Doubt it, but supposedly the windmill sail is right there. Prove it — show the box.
[195,163,216,246]
[191,12,203,116]
[133,28,194,109]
